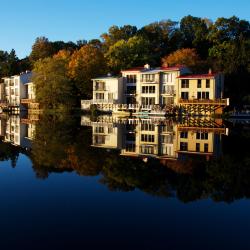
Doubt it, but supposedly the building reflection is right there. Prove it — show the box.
[0,114,38,149]
[81,115,228,161]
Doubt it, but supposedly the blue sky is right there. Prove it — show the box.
[1,0,249,58]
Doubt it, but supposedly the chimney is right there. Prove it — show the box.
[208,68,212,74]
[144,64,150,69]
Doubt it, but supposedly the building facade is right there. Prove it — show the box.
[81,65,229,115]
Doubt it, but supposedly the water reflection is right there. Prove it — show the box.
[0,113,250,203]
[82,116,228,162]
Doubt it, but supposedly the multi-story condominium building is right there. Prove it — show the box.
[0,71,38,111]
[1,71,32,106]
[81,64,229,115]
[121,64,190,106]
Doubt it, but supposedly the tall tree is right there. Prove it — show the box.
[29,37,55,63]
[105,35,151,72]
[69,44,107,99]
[33,56,75,109]
[180,15,210,58]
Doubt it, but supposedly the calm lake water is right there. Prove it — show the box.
[0,113,250,250]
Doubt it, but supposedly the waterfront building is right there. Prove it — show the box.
[0,71,38,111]
[81,65,229,115]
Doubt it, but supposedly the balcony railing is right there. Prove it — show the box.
[21,99,36,104]
[94,87,107,91]
[162,90,176,95]
[179,98,229,105]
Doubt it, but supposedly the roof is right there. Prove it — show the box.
[92,76,121,80]
[177,73,217,79]
[122,65,187,74]
[121,67,145,72]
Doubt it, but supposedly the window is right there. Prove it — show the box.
[141,97,155,105]
[180,142,188,151]
[95,81,105,91]
[126,133,135,141]
[180,131,188,138]
[162,134,173,144]
[196,132,208,140]
[140,145,154,154]
[141,74,155,82]
[163,73,173,83]
[95,126,104,133]
[94,135,105,144]
[95,93,104,100]
[126,86,136,95]
[181,79,189,88]
[141,134,155,142]
[126,75,137,83]
[162,85,174,94]
[197,79,201,88]
[181,92,189,100]
[142,86,155,94]
[196,143,200,152]
[197,92,209,99]
[126,143,136,152]
[108,93,113,101]
[141,123,155,131]
[204,143,209,152]
[206,79,210,88]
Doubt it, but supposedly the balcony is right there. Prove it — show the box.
[94,86,107,91]
[179,98,229,106]
[162,90,176,95]
[21,99,36,104]
[125,90,136,96]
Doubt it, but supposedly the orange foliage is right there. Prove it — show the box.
[162,48,199,68]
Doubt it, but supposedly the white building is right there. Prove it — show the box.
[1,71,32,106]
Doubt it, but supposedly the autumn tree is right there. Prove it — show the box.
[162,48,200,68]
[69,44,107,99]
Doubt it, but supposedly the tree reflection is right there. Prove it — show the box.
[28,115,250,203]
[0,139,20,168]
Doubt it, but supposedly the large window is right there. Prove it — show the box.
[141,74,155,83]
[163,73,173,83]
[141,97,155,105]
[181,92,189,100]
[196,143,200,152]
[181,79,189,88]
[162,97,174,105]
[197,92,209,99]
[126,75,137,83]
[142,86,155,94]
[162,85,174,94]
[141,134,155,142]
[126,86,136,95]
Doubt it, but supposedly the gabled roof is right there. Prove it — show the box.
[121,67,146,72]
[177,73,217,79]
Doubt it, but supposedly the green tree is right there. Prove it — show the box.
[33,56,75,109]
[105,35,151,72]
[180,15,210,58]
[29,37,55,63]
